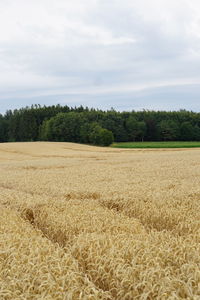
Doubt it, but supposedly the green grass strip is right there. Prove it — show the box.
[111,141,200,148]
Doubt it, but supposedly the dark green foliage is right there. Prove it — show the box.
[193,125,200,141]
[80,123,91,144]
[100,111,128,142]
[180,122,194,141]
[40,112,85,142]
[126,116,138,141]
[158,120,180,141]
[137,121,147,142]
[0,105,200,145]
[125,117,147,141]
[145,119,159,141]
[0,115,8,142]
[88,123,114,146]
[19,111,38,141]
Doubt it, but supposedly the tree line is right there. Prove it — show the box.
[0,104,200,146]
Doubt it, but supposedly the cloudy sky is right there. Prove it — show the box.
[0,0,200,113]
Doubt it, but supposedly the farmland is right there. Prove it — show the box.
[0,142,200,299]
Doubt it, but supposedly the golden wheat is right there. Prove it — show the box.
[0,142,200,299]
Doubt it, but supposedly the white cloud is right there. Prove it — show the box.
[0,0,200,112]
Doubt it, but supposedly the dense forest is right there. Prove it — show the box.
[0,104,200,146]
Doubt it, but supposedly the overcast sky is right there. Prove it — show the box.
[0,0,200,113]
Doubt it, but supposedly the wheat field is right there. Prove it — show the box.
[0,142,199,299]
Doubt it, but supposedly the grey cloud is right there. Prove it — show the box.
[0,0,200,113]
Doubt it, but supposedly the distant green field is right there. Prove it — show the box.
[111,141,200,148]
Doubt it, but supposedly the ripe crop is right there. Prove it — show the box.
[0,142,199,299]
